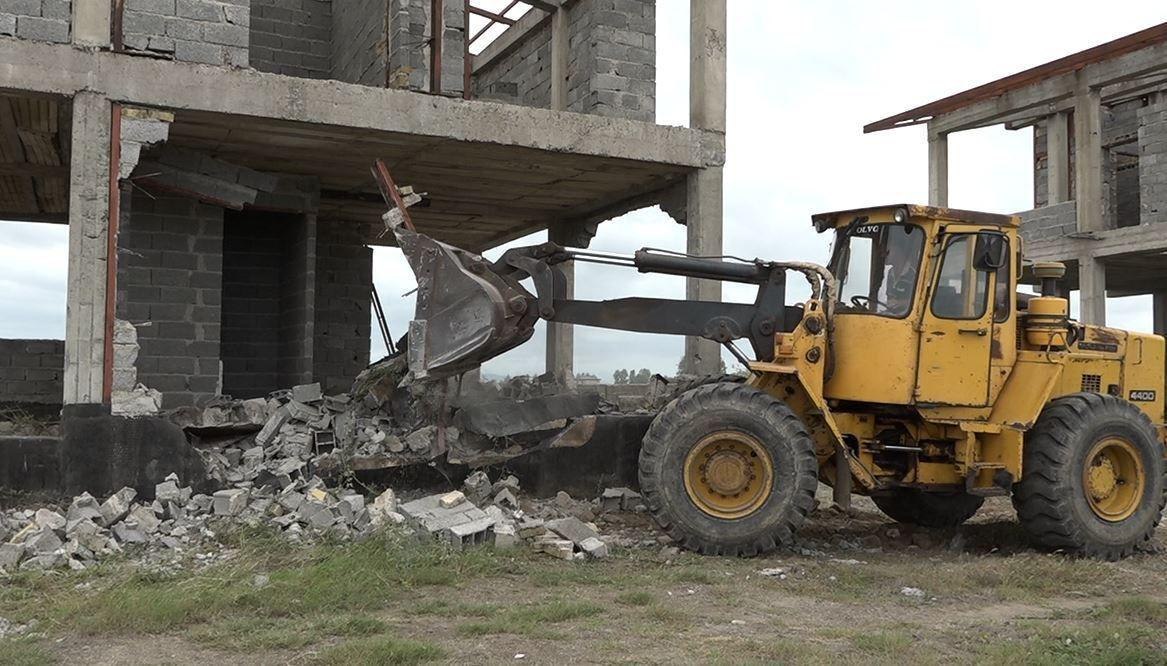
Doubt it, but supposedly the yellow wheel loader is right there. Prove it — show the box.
[392,203,1167,560]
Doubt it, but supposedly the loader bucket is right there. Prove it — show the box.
[393,223,539,380]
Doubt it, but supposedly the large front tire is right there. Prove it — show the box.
[638,382,818,556]
[1014,393,1165,560]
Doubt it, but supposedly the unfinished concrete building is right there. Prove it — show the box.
[867,22,1167,331]
[0,0,728,479]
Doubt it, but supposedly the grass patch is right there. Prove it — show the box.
[0,639,54,666]
[188,615,387,652]
[1094,596,1167,624]
[409,598,500,618]
[456,599,603,637]
[852,630,913,655]
[616,590,653,606]
[312,635,443,665]
[981,615,1164,665]
[642,603,690,626]
[53,533,512,636]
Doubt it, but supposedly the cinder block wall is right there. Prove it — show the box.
[473,0,656,121]
[313,221,371,395]
[117,193,225,408]
[122,0,250,67]
[0,0,71,43]
[220,213,284,398]
[330,0,387,87]
[220,211,316,399]
[1018,201,1077,245]
[250,0,331,78]
[1032,99,1142,230]
[0,339,64,405]
[1139,99,1167,226]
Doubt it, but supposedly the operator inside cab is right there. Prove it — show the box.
[832,222,925,317]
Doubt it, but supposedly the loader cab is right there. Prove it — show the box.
[813,205,1020,408]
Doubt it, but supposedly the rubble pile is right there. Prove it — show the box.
[394,471,618,560]
[0,471,405,574]
[0,464,658,574]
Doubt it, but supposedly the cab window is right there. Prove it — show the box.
[833,223,925,318]
[993,239,1012,324]
[931,235,990,319]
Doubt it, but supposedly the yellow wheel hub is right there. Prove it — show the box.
[683,432,774,520]
[1083,437,1145,522]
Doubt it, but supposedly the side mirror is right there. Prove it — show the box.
[974,233,1008,271]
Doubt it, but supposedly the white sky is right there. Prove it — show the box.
[2,1,1163,382]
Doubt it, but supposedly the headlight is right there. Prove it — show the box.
[893,207,908,224]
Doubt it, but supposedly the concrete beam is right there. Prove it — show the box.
[1074,79,1105,233]
[1079,255,1107,325]
[1024,222,1167,263]
[1046,111,1070,204]
[63,92,113,406]
[929,40,1167,135]
[927,128,948,207]
[0,39,719,170]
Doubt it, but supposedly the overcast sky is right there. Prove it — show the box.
[2,1,1163,383]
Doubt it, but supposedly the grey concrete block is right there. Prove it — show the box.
[0,14,14,35]
[176,0,222,22]
[175,38,225,64]
[124,10,167,34]
[16,16,69,43]
[0,0,41,15]
[41,0,70,20]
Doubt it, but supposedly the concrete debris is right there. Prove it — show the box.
[600,487,642,513]
[2,462,659,576]
[900,586,926,598]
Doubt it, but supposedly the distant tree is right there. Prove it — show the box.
[633,368,652,383]
[613,369,629,384]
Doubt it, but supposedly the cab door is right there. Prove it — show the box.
[914,231,1000,406]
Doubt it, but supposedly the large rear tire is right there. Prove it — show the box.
[638,382,818,556]
[872,489,984,528]
[1014,393,1165,560]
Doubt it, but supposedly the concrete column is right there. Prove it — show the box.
[545,226,574,382]
[64,92,113,406]
[1153,293,1167,336]
[73,0,111,48]
[1078,256,1106,326]
[1148,292,1167,335]
[1074,81,1104,232]
[927,128,948,207]
[550,7,569,112]
[682,0,727,376]
[1047,111,1071,204]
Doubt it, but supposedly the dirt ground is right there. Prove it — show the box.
[3,485,1166,665]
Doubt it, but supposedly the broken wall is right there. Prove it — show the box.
[313,221,371,395]
[0,0,71,43]
[0,339,64,406]
[473,0,656,121]
[122,0,250,67]
[249,0,332,78]
[117,192,224,408]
